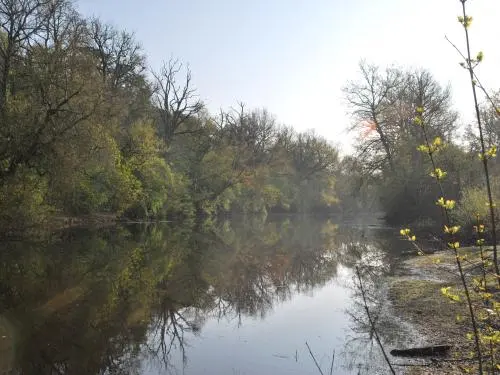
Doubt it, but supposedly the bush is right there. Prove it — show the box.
[0,169,53,232]
[455,183,500,229]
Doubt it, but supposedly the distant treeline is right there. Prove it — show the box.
[0,0,341,231]
[342,61,500,233]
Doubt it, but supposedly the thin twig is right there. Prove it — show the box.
[305,341,325,375]
[445,35,500,119]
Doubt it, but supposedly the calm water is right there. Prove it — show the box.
[0,216,417,375]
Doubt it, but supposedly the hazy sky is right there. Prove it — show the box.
[77,0,500,153]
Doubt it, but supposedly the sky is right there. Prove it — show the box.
[77,0,500,154]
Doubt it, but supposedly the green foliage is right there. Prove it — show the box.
[455,182,500,228]
[0,2,341,229]
[0,169,53,231]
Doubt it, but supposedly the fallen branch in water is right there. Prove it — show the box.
[305,342,335,375]
[305,341,325,375]
[329,348,335,375]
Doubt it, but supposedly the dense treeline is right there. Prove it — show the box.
[341,61,500,230]
[0,0,340,231]
[3,1,497,235]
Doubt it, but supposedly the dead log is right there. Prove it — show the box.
[390,345,452,357]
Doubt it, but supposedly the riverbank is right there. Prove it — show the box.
[49,213,119,229]
[388,247,496,374]
[0,213,123,240]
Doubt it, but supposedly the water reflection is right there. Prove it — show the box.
[0,217,352,374]
[339,227,424,374]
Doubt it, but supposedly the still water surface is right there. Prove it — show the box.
[0,216,415,374]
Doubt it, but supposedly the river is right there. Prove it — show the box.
[0,215,418,374]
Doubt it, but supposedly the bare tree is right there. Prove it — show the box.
[343,61,402,174]
[87,18,145,89]
[466,92,500,151]
[392,69,457,142]
[344,62,458,176]
[290,131,339,181]
[220,104,278,165]
[37,0,83,50]
[152,58,203,144]
[0,0,55,113]
[0,0,101,180]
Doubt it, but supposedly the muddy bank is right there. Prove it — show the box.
[387,249,493,374]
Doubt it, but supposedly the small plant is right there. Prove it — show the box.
[398,2,500,372]
[411,103,484,372]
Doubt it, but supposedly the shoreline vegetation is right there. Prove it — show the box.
[2,0,499,243]
[0,0,345,237]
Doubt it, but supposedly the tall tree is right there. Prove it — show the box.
[343,61,402,174]
[0,0,54,114]
[152,59,203,145]
[344,62,457,176]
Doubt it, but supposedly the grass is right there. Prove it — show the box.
[409,246,493,266]
[389,278,469,343]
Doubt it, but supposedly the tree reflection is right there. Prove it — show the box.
[198,217,340,321]
[147,301,202,372]
[0,216,341,374]
[340,229,421,374]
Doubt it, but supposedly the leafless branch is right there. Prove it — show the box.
[152,58,203,144]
